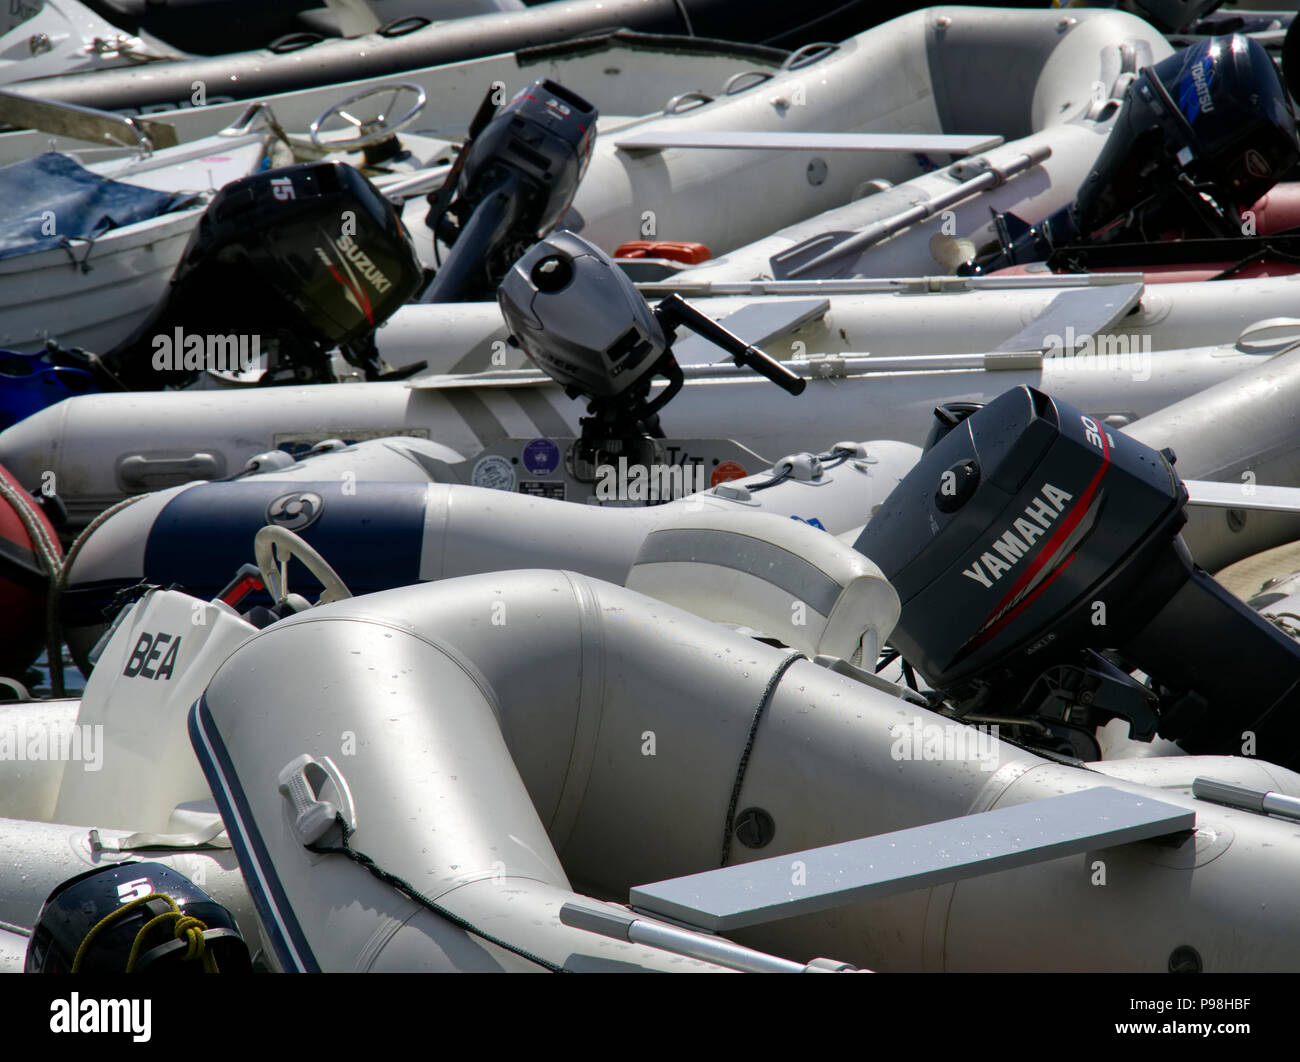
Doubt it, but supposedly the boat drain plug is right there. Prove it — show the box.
[734,807,776,849]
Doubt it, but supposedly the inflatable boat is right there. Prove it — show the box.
[0,0,880,114]
[52,432,921,666]
[0,0,179,85]
[0,461,61,677]
[14,388,1300,970]
[52,355,1300,674]
[0,91,464,357]
[1,227,1288,529]
[368,271,1300,377]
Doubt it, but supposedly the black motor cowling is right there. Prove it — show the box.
[1075,34,1300,239]
[102,161,424,388]
[976,35,1300,269]
[855,386,1300,767]
[421,78,597,303]
[25,862,252,973]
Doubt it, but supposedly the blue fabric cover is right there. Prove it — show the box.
[0,152,198,260]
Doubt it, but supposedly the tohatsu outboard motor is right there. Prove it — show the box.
[975,35,1300,271]
[419,79,597,304]
[855,386,1300,768]
[91,161,424,390]
[497,230,804,479]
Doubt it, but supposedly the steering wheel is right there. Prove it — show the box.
[254,525,352,607]
[309,82,427,152]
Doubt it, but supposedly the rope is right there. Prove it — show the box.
[1264,610,1300,639]
[720,651,804,867]
[44,492,150,696]
[72,892,219,973]
[307,816,570,973]
[671,0,695,36]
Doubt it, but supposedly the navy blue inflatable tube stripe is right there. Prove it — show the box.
[188,694,321,973]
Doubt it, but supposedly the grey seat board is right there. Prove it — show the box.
[672,298,830,366]
[614,131,1005,154]
[629,786,1194,931]
[992,282,1144,354]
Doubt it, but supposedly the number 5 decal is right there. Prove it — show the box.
[117,878,152,903]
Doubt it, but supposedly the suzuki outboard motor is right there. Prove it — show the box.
[498,230,804,478]
[96,161,424,389]
[978,35,1300,269]
[855,386,1300,768]
[420,79,596,303]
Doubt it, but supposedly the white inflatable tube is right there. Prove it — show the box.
[61,436,920,661]
[373,273,1300,376]
[0,342,1267,526]
[196,570,1300,971]
[1126,344,1300,571]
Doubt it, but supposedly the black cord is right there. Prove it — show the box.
[720,651,805,866]
[744,467,792,493]
[308,816,569,973]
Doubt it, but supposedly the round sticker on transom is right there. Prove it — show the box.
[472,454,517,492]
[522,437,560,477]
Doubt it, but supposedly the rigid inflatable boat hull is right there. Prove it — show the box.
[195,571,1300,971]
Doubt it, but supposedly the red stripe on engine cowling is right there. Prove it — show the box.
[967,426,1112,648]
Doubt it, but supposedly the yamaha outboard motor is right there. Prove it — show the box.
[420,79,597,303]
[95,161,424,389]
[25,862,252,973]
[497,230,804,478]
[977,35,1300,269]
[855,386,1300,768]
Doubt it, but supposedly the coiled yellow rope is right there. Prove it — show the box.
[71,892,219,973]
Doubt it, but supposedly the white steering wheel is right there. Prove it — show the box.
[254,525,351,607]
[309,82,427,152]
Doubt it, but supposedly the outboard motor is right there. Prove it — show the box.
[977,35,1300,269]
[92,161,424,390]
[855,386,1300,768]
[1107,0,1227,35]
[498,230,804,479]
[420,79,597,303]
[25,862,252,973]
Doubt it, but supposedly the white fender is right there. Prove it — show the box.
[626,510,900,662]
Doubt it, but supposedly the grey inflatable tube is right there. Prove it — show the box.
[6,0,861,114]
[194,570,1300,971]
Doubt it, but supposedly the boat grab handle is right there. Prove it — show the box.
[665,91,714,115]
[779,42,839,72]
[278,754,355,846]
[722,70,773,95]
